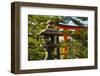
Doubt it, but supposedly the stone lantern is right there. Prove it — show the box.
[38,20,62,59]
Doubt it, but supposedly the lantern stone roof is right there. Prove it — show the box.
[39,28,62,35]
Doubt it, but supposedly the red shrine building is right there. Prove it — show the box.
[56,23,87,59]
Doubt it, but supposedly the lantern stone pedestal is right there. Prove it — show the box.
[39,29,62,60]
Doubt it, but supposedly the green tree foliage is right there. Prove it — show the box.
[63,29,88,59]
[28,15,59,60]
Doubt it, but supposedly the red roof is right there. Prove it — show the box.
[57,25,87,30]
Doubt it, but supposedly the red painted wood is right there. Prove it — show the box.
[57,25,81,30]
